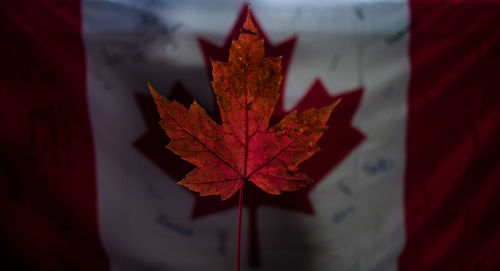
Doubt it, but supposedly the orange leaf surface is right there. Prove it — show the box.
[150,8,339,200]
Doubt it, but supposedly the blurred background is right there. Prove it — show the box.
[1,0,499,270]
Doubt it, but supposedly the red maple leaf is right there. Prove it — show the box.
[134,4,365,267]
[151,10,338,200]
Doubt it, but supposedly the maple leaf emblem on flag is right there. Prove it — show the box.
[134,5,364,267]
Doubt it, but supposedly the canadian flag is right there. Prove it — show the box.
[1,0,499,270]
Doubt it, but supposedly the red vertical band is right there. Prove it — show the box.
[401,1,500,270]
[0,0,109,270]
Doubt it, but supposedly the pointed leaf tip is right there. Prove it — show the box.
[332,98,341,110]
[148,83,168,109]
[243,4,258,34]
[320,98,342,124]
[325,98,342,115]
[148,83,159,98]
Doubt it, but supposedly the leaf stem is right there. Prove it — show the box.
[237,184,244,271]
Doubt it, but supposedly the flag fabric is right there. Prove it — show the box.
[1,0,499,270]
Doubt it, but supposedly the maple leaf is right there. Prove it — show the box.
[149,9,339,201]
